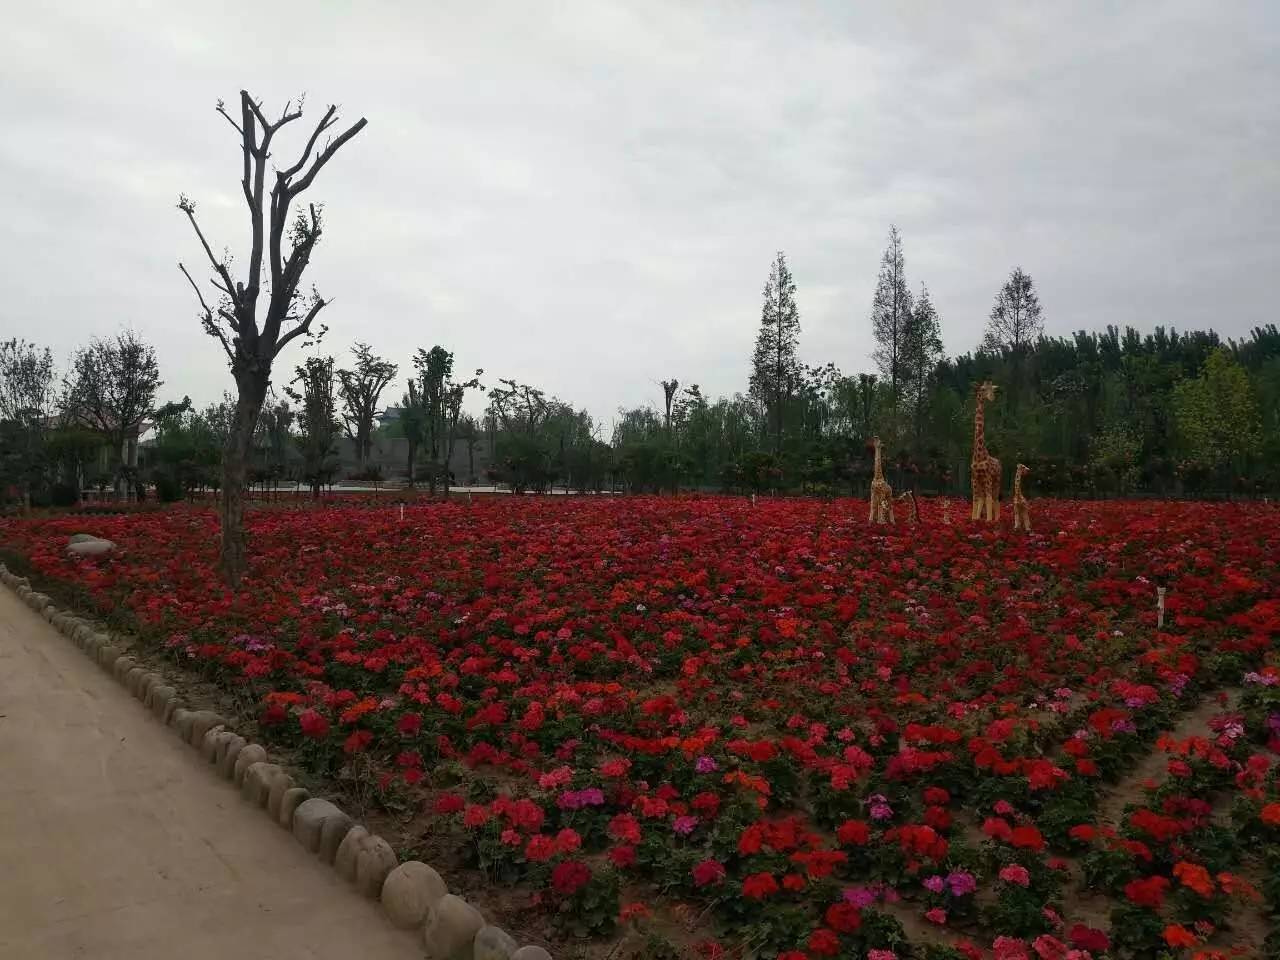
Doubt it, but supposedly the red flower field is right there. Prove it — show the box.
[3,496,1279,959]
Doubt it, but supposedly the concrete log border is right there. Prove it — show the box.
[0,562,549,960]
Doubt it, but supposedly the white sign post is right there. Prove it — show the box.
[1157,586,1166,629]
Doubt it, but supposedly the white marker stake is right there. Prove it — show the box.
[467,491,472,506]
[399,503,404,522]
[751,493,757,507]
[1157,587,1166,629]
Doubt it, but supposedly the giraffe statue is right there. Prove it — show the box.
[941,498,952,525]
[868,437,894,524]
[895,490,919,525]
[970,381,1001,522]
[1012,463,1032,531]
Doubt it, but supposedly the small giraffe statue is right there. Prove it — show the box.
[895,490,919,525]
[868,437,894,524]
[970,381,1001,522]
[1012,463,1031,531]
[942,498,952,525]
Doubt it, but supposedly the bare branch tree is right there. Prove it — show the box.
[177,90,367,585]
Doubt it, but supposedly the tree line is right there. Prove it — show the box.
[4,90,1276,590]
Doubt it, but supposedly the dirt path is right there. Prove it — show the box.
[0,586,423,960]
[1096,690,1240,827]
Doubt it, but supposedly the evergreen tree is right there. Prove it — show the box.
[749,251,801,454]
[870,225,913,422]
[983,267,1043,351]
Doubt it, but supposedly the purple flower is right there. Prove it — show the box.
[923,875,945,894]
[946,871,977,896]
[695,755,718,774]
[1267,713,1280,734]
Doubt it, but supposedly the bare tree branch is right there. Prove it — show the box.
[178,261,214,317]
[275,297,328,354]
[177,199,238,309]
[277,105,337,182]
[215,99,244,137]
[286,117,368,197]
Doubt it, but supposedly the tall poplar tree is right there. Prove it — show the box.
[870,225,913,422]
[983,267,1043,351]
[902,283,944,442]
[749,251,801,454]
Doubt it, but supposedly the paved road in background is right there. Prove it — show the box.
[0,586,422,960]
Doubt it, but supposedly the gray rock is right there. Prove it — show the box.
[381,861,447,929]
[199,725,226,763]
[422,895,484,960]
[334,824,370,881]
[68,533,102,544]
[112,655,137,682]
[265,773,296,821]
[124,666,147,696]
[277,786,310,829]
[317,810,356,864]
[218,735,248,778]
[148,685,177,717]
[241,762,285,807]
[232,744,267,785]
[355,835,398,899]
[68,539,116,558]
[190,711,227,747]
[291,798,348,854]
[96,644,120,667]
[474,925,519,960]
[510,948,553,960]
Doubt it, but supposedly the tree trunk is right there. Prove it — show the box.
[220,376,267,587]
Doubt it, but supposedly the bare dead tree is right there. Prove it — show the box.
[177,90,367,586]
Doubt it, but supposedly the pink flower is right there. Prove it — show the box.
[925,907,947,924]
[999,864,1032,887]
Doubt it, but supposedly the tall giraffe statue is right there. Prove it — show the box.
[1012,463,1032,531]
[895,490,918,525]
[970,381,1001,522]
[868,437,894,523]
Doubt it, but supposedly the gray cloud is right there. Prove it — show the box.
[2,1,1276,427]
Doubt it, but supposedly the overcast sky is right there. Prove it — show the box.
[3,1,1276,427]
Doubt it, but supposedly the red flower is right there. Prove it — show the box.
[554,828,582,854]
[434,793,465,815]
[1124,875,1170,909]
[462,804,489,828]
[1261,803,1280,827]
[824,902,862,933]
[343,729,373,753]
[836,819,871,846]
[397,712,422,735]
[1162,924,1197,947]
[524,834,555,863]
[298,708,329,739]
[807,928,840,956]
[551,860,591,895]
[608,813,642,844]
[742,872,779,900]
[608,844,636,868]
[1067,925,1109,952]
[691,859,726,887]
[1010,825,1045,852]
